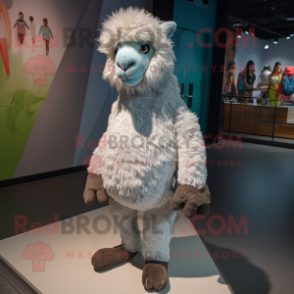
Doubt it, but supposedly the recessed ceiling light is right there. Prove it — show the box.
[273,38,278,44]
[264,43,269,49]
[286,36,291,39]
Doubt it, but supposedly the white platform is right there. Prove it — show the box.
[0,207,232,294]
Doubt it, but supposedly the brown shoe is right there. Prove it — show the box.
[91,244,137,271]
[142,260,168,291]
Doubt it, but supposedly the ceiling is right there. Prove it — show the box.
[229,0,294,40]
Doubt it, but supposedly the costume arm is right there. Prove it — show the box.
[171,102,210,219]
[38,26,42,35]
[174,102,207,188]
[13,19,18,28]
[87,133,106,176]
[84,134,108,205]
[25,21,29,29]
[83,101,116,205]
[87,100,117,175]
[0,1,12,44]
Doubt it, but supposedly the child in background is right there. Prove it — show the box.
[14,12,29,45]
[38,18,53,56]
[29,16,35,45]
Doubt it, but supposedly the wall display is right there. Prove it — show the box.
[0,0,146,181]
[0,0,216,181]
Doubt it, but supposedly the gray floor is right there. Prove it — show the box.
[1,142,294,293]
[201,141,294,294]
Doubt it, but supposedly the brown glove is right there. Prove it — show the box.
[83,173,109,205]
[170,184,211,219]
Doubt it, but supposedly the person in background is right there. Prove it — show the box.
[223,60,238,98]
[267,62,282,106]
[29,16,35,45]
[0,0,11,75]
[14,12,29,45]
[39,18,53,56]
[275,66,294,105]
[242,60,256,105]
[258,66,271,96]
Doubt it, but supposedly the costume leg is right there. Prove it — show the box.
[109,197,141,253]
[142,198,176,262]
[0,38,10,75]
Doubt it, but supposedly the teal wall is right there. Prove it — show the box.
[173,0,218,136]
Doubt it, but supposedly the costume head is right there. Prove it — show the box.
[96,7,177,95]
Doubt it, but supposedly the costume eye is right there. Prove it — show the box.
[139,44,150,54]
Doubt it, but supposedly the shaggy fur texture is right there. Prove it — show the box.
[90,71,207,211]
[87,7,209,264]
[109,196,176,262]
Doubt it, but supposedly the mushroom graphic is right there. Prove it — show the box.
[23,241,55,272]
[24,55,56,86]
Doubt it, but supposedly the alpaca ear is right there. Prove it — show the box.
[159,21,177,39]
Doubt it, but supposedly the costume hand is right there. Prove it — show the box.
[170,184,211,219]
[83,173,109,205]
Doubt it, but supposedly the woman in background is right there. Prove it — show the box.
[242,60,256,104]
[223,60,238,98]
[14,12,29,45]
[267,62,282,106]
[0,0,11,75]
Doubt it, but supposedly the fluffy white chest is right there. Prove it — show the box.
[99,96,177,210]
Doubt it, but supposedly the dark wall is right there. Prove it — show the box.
[206,0,230,143]
[152,0,174,20]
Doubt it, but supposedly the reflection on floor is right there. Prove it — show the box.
[202,141,294,294]
[0,207,231,294]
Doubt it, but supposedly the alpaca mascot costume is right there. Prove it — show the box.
[83,7,211,291]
